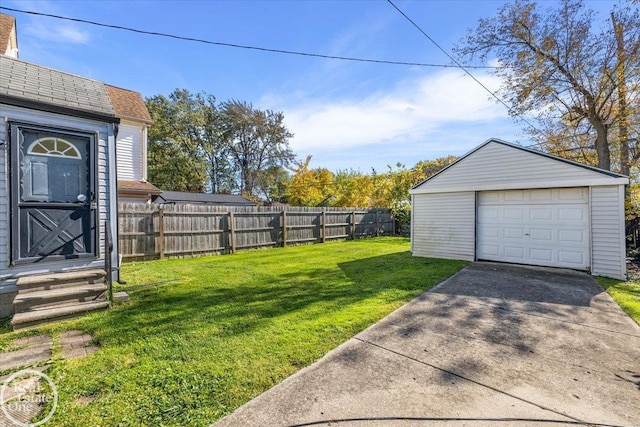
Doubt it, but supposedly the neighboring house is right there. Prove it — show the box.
[0,13,18,58]
[410,138,629,280]
[154,191,257,206]
[0,13,157,327]
[105,84,161,203]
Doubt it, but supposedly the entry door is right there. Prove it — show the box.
[11,124,97,264]
[477,188,590,270]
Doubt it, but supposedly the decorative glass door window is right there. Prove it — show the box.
[21,132,90,203]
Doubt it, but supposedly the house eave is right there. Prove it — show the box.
[0,94,120,124]
[410,177,629,195]
[117,115,153,125]
[411,138,629,191]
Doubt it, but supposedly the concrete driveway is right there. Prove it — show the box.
[214,263,640,427]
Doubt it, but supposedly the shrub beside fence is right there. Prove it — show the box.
[118,203,395,261]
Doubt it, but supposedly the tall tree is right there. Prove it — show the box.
[192,92,233,193]
[286,155,335,206]
[146,93,208,191]
[256,165,291,203]
[220,100,295,196]
[146,90,294,196]
[455,0,640,172]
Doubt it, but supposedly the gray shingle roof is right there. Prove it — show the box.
[0,55,116,119]
[156,191,256,206]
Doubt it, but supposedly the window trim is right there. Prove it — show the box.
[27,137,82,159]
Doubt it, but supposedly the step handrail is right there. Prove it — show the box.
[105,220,114,305]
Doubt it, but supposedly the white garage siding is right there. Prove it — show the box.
[591,186,626,280]
[477,188,590,270]
[410,139,629,280]
[412,192,475,261]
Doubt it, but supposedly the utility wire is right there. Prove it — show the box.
[385,0,547,146]
[0,6,501,70]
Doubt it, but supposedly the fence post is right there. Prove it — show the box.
[375,210,380,237]
[282,210,287,247]
[351,211,356,240]
[158,207,164,259]
[229,211,236,254]
[322,210,327,243]
[392,211,396,236]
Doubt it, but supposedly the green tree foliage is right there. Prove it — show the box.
[146,90,294,197]
[258,165,291,203]
[146,92,208,191]
[455,0,640,175]
[220,100,295,196]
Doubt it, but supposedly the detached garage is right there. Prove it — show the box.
[410,139,629,280]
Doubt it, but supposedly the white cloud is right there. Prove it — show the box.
[265,69,509,153]
[24,21,92,45]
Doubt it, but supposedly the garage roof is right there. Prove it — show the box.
[410,139,629,195]
[155,191,256,206]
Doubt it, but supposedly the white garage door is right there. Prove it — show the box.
[477,188,589,270]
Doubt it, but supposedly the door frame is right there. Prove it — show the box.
[9,121,100,266]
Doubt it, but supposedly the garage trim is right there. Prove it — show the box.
[476,188,590,270]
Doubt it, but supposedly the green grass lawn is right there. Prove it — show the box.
[0,237,467,426]
[597,276,640,325]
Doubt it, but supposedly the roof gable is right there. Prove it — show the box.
[0,13,18,57]
[410,139,628,194]
[105,85,152,124]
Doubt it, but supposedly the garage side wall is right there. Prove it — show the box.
[591,186,626,280]
[412,192,475,261]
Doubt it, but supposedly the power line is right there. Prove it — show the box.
[0,6,501,70]
[385,0,546,142]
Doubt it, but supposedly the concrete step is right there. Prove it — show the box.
[11,300,109,330]
[16,269,106,293]
[13,283,108,312]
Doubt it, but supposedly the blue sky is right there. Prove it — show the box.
[2,0,619,172]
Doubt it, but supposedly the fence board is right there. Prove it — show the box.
[118,203,395,261]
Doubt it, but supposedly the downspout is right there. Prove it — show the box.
[410,194,414,253]
[142,123,148,181]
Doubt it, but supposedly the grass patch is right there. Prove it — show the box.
[0,237,467,426]
[597,276,640,325]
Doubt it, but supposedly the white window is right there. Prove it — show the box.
[27,137,82,158]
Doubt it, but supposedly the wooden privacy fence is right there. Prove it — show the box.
[118,203,395,261]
